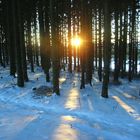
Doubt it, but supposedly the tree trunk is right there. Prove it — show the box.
[98,7,102,82]
[114,10,119,82]
[16,0,24,87]
[101,1,111,98]
[68,0,72,73]
[50,0,60,95]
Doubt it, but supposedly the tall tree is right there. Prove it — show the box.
[15,0,24,87]
[68,0,72,73]
[50,0,60,95]
[113,7,119,83]
[101,0,111,98]
[98,5,103,82]
[44,0,51,82]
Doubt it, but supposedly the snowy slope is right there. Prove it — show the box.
[0,66,140,140]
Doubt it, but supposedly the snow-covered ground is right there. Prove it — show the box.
[0,66,140,140]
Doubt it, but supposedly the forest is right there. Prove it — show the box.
[0,0,140,97]
[0,0,140,139]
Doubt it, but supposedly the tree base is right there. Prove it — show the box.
[101,94,108,98]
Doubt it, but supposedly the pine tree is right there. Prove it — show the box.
[50,0,60,95]
[101,0,111,98]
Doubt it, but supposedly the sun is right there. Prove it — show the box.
[71,37,82,47]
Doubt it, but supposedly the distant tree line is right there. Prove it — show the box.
[0,0,139,97]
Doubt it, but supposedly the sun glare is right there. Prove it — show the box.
[71,37,81,47]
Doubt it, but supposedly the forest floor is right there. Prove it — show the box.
[0,66,140,140]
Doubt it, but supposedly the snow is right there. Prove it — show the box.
[0,66,140,140]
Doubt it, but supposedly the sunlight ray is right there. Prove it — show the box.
[52,116,78,140]
[113,96,140,120]
[64,89,80,110]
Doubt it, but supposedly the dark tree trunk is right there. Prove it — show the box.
[101,1,111,98]
[128,2,136,82]
[50,0,60,95]
[114,10,119,82]
[121,9,128,78]
[33,7,39,67]
[27,15,34,73]
[80,0,86,89]
[20,6,29,82]
[9,3,16,76]
[95,10,98,69]
[44,2,51,82]
[68,0,72,73]
[86,1,93,86]
[38,0,45,69]
[98,7,103,82]
[16,0,24,87]
[6,0,16,76]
